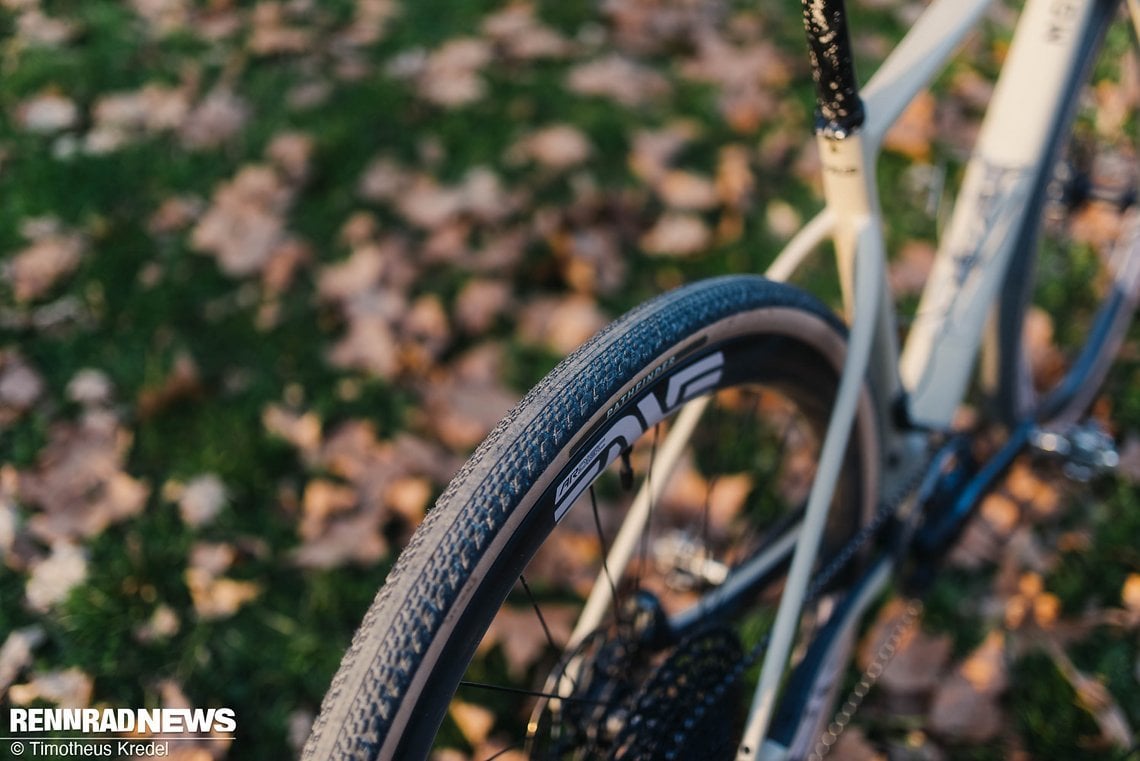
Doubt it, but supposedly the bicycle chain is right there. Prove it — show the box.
[809,598,924,760]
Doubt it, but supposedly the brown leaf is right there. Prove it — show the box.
[89,84,191,148]
[629,123,698,183]
[960,631,1008,694]
[518,295,608,355]
[1122,573,1140,614]
[479,605,574,678]
[130,0,192,37]
[385,476,431,525]
[289,511,388,569]
[640,212,712,257]
[19,411,150,543]
[26,542,88,611]
[65,368,113,408]
[420,346,520,450]
[179,87,250,150]
[0,350,45,425]
[339,0,399,47]
[406,38,493,108]
[512,125,593,171]
[185,568,262,619]
[266,131,315,182]
[248,1,312,56]
[928,672,1004,743]
[191,164,292,276]
[6,224,86,302]
[656,170,719,211]
[176,473,228,528]
[134,604,181,643]
[449,700,495,747]
[17,92,79,133]
[301,479,358,536]
[0,626,45,693]
[15,8,79,47]
[455,279,512,335]
[481,3,570,60]
[566,54,670,108]
[148,195,205,235]
[9,667,93,708]
[137,351,202,419]
[715,145,753,208]
[326,309,401,379]
[262,404,322,458]
[884,90,937,161]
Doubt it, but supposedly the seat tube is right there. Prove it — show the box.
[802,0,865,137]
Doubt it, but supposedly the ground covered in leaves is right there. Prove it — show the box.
[1,0,1139,759]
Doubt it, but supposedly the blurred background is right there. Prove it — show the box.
[1,0,1138,758]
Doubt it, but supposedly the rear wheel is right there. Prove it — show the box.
[303,275,881,760]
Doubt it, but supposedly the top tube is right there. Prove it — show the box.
[801,0,865,136]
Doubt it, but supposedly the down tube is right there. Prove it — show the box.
[899,0,1108,428]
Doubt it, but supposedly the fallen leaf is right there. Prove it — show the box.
[481,3,570,60]
[656,170,719,211]
[262,404,322,458]
[17,92,79,133]
[629,123,698,183]
[339,0,398,46]
[26,542,88,611]
[640,212,712,257]
[0,350,44,425]
[959,631,1008,694]
[177,473,228,528]
[266,131,315,182]
[15,8,79,47]
[1122,573,1140,614]
[979,493,1020,537]
[248,1,311,56]
[66,368,114,407]
[420,346,520,450]
[185,568,262,619]
[130,0,192,37]
[928,672,1004,742]
[409,38,493,108]
[9,667,93,708]
[191,164,293,277]
[179,87,250,150]
[19,411,151,543]
[512,125,593,171]
[0,627,45,693]
[765,200,802,241]
[715,145,753,208]
[137,351,202,419]
[479,605,574,678]
[6,224,86,302]
[454,279,512,335]
[566,54,671,108]
[884,90,937,161]
[517,295,608,355]
[134,604,181,643]
[449,700,495,747]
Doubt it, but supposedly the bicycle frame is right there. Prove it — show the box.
[738,0,1130,757]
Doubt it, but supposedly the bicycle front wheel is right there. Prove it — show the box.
[303,275,881,760]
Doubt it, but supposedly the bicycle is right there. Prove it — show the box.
[303,0,1140,758]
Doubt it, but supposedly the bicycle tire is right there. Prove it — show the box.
[992,0,1136,424]
[303,274,882,760]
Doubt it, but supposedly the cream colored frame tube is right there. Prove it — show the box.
[743,0,1106,757]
